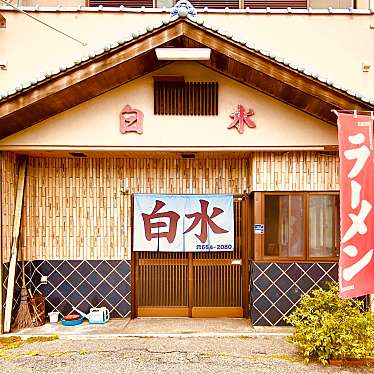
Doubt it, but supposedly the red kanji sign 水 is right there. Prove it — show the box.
[184,199,229,243]
[228,104,255,134]
[337,112,374,299]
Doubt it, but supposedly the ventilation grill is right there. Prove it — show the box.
[243,0,307,7]
[154,82,218,116]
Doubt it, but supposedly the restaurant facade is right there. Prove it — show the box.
[1,1,374,331]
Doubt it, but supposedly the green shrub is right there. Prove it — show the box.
[285,282,374,365]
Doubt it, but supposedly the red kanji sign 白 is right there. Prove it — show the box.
[120,104,143,134]
[142,200,180,244]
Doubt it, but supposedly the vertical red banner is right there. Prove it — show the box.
[337,112,374,299]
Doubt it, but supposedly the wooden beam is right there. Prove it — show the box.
[0,24,183,139]
[242,195,249,318]
[0,14,5,29]
[0,152,3,334]
[131,194,136,319]
[191,307,243,318]
[200,53,338,124]
[4,158,27,333]
[0,54,171,139]
[152,75,185,82]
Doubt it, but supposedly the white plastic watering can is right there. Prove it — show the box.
[88,307,110,324]
[73,306,110,324]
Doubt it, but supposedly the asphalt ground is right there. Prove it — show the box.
[0,336,372,374]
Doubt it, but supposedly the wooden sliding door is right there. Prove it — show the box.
[132,195,249,318]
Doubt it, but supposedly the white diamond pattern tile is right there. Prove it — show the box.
[2,261,27,318]
[26,260,131,318]
[250,262,338,326]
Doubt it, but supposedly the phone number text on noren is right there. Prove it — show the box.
[196,244,233,250]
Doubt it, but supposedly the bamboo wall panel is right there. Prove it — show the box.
[252,152,339,191]
[20,158,250,261]
[4,152,338,262]
[1,152,18,263]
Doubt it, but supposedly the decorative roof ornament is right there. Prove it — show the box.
[170,0,197,18]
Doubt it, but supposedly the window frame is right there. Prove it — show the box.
[253,191,340,262]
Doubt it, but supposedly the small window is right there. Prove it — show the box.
[260,192,339,261]
[308,195,340,258]
[264,195,304,258]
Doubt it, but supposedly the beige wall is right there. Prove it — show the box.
[1,10,374,99]
[0,62,338,149]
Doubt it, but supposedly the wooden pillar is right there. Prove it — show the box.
[242,194,249,318]
[0,14,5,29]
[253,192,263,261]
[4,157,27,333]
[188,252,193,317]
[0,152,3,334]
[131,194,136,319]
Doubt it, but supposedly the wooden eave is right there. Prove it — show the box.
[0,13,5,28]
[0,18,372,140]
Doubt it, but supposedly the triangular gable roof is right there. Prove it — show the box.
[0,11,373,140]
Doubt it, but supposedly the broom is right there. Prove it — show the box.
[12,248,34,330]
